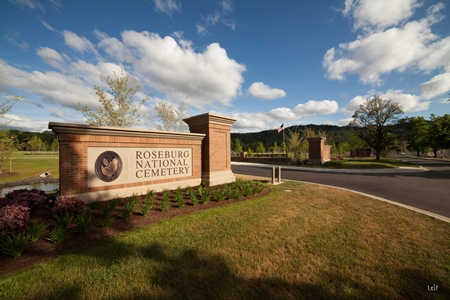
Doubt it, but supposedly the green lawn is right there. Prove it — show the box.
[304,158,419,169]
[0,152,59,183]
[1,180,449,299]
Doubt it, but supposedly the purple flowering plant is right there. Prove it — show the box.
[5,188,48,208]
[51,196,87,216]
[0,205,30,235]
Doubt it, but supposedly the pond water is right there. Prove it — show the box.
[0,183,60,197]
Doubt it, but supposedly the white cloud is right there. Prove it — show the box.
[380,90,429,112]
[342,95,366,115]
[62,30,96,54]
[4,30,29,50]
[37,47,66,69]
[114,30,246,107]
[325,1,449,91]
[152,0,181,16]
[232,112,273,131]
[247,82,286,100]
[294,100,339,116]
[345,0,422,31]
[268,108,297,120]
[339,117,354,126]
[9,0,45,12]
[41,20,57,32]
[197,0,236,35]
[420,72,450,100]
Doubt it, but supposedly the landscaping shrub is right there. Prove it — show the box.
[51,196,87,216]
[198,186,210,204]
[160,189,170,211]
[4,188,47,208]
[139,190,154,216]
[188,187,198,206]
[119,196,138,221]
[46,225,70,244]
[175,186,184,208]
[1,232,29,258]
[75,209,93,233]
[0,205,30,235]
[25,222,48,242]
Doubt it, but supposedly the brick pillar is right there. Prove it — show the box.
[184,113,236,186]
[307,137,330,165]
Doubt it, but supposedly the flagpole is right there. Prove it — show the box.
[283,127,285,154]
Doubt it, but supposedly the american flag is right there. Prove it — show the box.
[278,124,284,133]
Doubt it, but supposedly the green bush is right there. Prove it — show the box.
[76,209,93,233]
[1,233,28,258]
[175,186,184,208]
[198,186,210,204]
[54,213,74,229]
[119,196,138,221]
[47,225,70,244]
[188,188,198,206]
[140,190,154,216]
[98,215,113,228]
[160,189,170,212]
[25,222,48,242]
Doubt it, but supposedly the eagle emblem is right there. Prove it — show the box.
[95,151,122,182]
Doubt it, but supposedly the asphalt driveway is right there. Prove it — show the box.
[232,157,450,219]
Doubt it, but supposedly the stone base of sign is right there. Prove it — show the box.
[202,170,235,186]
[65,178,201,202]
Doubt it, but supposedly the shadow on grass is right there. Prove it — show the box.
[24,239,449,300]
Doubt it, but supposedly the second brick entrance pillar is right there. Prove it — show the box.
[184,113,236,186]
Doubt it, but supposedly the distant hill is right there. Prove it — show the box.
[231,124,351,151]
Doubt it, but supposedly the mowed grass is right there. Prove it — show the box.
[0,152,59,183]
[1,180,449,299]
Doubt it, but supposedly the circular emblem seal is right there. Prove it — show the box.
[95,151,122,182]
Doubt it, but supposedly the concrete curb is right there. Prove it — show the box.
[231,161,428,174]
[295,180,450,224]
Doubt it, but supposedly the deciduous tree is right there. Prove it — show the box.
[77,69,150,127]
[400,116,430,156]
[427,114,450,158]
[350,96,403,160]
[152,101,187,132]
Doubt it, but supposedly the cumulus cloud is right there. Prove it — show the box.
[294,100,339,116]
[343,0,423,31]
[339,117,354,126]
[268,107,297,120]
[341,95,366,115]
[112,30,246,107]
[232,112,274,131]
[379,90,430,112]
[152,0,181,16]
[247,82,286,100]
[325,0,450,96]
[0,29,247,123]
[419,73,450,100]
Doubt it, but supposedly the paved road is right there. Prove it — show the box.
[232,157,450,219]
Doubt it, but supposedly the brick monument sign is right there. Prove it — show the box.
[49,113,236,201]
[307,137,331,165]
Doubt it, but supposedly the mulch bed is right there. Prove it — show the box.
[0,187,270,277]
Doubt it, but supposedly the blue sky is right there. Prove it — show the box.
[1,0,449,133]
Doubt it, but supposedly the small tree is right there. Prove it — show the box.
[350,96,403,160]
[286,128,301,163]
[255,141,266,154]
[50,137,59,152]
[27,135,46,152]
[152,101,188,132]
[77,69,150,127]
[234,138,243,153]
[0,131,20,173]
[1,95,22,127]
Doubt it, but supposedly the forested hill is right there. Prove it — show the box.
[231,124,351,150]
